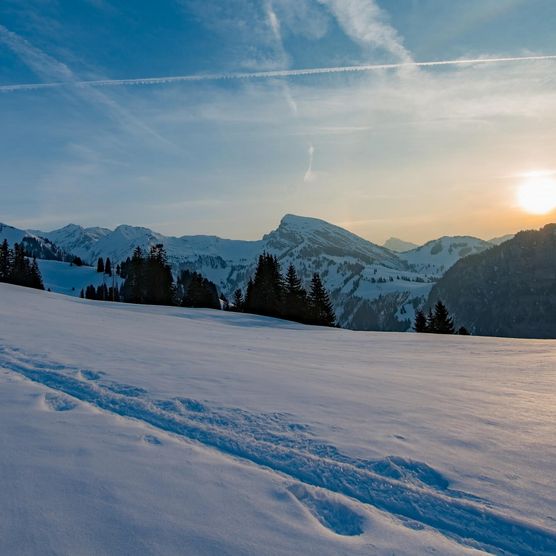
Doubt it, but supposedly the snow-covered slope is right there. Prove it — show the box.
[399,236,493,275]
[0,284,554,555]
[38,260,120,296]
[264,214,403,268]
[0,223,72,262]
[0,222,30,245]
[383,237,419,252]
[30,223,112,259]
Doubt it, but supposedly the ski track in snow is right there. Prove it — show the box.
[1,345,555,555]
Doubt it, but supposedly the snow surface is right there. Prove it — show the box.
[37,260,119,297]
[0,283,554,555]
[383,237,419,253]
[399,236,493,275]
[0,222,37,245]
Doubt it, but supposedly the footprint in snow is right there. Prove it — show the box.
[80,370,104,381]
[44,393,78,412]
[142,434,162,446]
[288,484,365,537]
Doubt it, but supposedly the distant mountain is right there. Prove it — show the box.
[27,215,430,330]
[0,223,30,245]
[399,236,493,276]
[487,233,514,246]
[0,223,71,262]
[383,237,419,253]
[1,215,499,331]
[30,224,112,258]
[428,224,556,338]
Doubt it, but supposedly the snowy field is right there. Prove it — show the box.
[0,283,554,555]
[37,259,118,297]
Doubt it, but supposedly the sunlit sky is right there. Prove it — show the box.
[1,0,556,243]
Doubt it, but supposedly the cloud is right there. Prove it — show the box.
[182,0,288,70]
[304,144,316,182]
[0,24,174,148]
[272,0,330,39]
[3,53,555,93]
[266,1,282,42]
[317,0,412,62]
[0,24,74,83]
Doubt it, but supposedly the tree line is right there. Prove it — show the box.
[81,248,336,327]
[414,300,469,335]
[0,240,44,290]
[1,236,467,337]
[230,253,336,327]
[81,245,219,309]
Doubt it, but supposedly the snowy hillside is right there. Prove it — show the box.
[38,260,120,297]
[383,237,419,252]
[399,236,493,275]
[0,217,509,331]
[29,223,112,258]
[0,222,30,245]
[0,284,554,555]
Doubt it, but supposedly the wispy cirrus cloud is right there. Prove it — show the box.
[304,144,316,183]
[0,23,74,83]
[317,0,412,62]
[0,23,174,148]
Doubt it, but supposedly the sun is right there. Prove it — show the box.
[516,174,556,215]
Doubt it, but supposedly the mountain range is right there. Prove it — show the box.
[0,216,511,330]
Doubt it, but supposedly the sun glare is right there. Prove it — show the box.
[517,174,556,215]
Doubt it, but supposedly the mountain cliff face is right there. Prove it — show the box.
[428,224,556,338]
[1,215,496,331]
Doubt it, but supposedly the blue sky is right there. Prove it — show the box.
[1,0,556,242]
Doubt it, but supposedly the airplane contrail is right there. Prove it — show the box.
[1,54,556,93]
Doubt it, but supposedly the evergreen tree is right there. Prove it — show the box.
[457,326,470,336]
[107,285,120,302]
[244,253,284,318]
[426,308,435,332]
[431,300,455,334]
[414,310,428,333]
[232,289,244,312]
[0,239,10,281]
[283,264,309,323]
[80,289,84,299]
[308,273,336,327]
[121,245,175,306]
[120,247,145,303]
[85,284,97,300]
[29,258,44,290]
[245,279,254,307]
[72,256,83,267]
[178,270,220,309]
[97,257,105,273]
[145,244,175,305]
[104,257,112,276]
[97,283,109,301]
[0,242,43,290]
[11,243,28,285]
